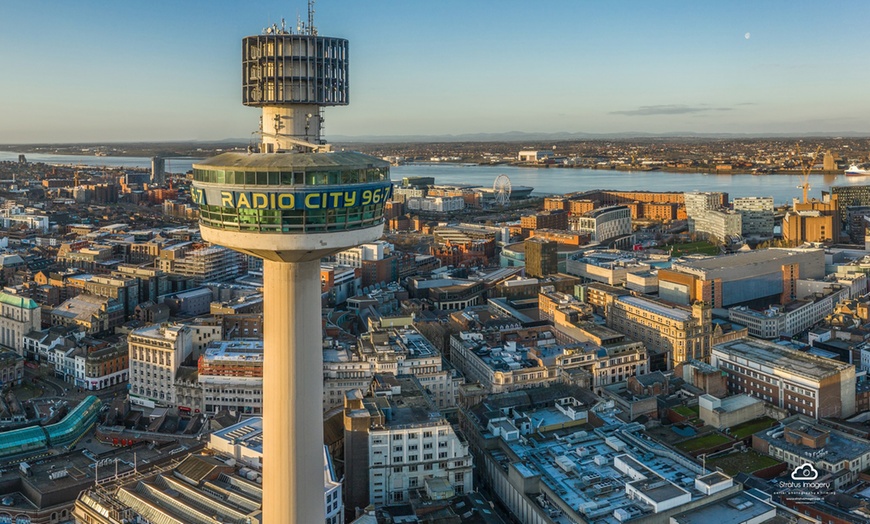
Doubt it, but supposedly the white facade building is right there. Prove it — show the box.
[199,339,264,415]
[689,209,743,242]
[406,196,465,213]
[128,323,193,408]
[343,379,474,509]
[0,206,50,233]
[0,292,42,356]
[570,206,632,242]
[209,417,344,524]
[323,326,462,411]
[729,286,850,338]
[335,241,392,268]
[684,191,724,217]
[733,196,775,236]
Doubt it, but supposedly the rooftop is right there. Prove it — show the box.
[671,493,775,524]
[489,421,714,524]
[211,416,264,455]
[194,151,389,170]
[755,418,870,465]
[0,290,38,309]
[672,247,822,274]
[202,340,264,362]
[617,295,692,322]
[713,338,853,380]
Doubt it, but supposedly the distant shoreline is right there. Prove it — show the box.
[402,161,845,176]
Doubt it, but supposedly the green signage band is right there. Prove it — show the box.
[191,183,393,211]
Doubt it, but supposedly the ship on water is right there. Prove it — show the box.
[845,164,870,177]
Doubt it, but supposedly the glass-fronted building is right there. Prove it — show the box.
[0,396,102,459]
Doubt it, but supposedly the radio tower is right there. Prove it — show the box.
[190,4,392,522]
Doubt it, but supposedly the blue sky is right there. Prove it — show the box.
[1,0,868,142]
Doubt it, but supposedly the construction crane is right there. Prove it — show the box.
[795,143,822,204]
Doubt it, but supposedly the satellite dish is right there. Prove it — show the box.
[494,174,512,206]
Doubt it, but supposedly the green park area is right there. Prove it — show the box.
[706,450,782,476]
[666,240,721,256]
[729,417,776,440]
[673,405,699,418]
[674,433,731,453]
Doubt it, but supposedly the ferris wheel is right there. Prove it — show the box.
[493,174,512,206]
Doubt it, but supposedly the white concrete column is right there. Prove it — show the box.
[261,105,322,152]
[263,259,324,524]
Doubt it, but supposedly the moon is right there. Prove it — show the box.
[745,32,751,39]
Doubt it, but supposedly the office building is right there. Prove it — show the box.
[450,324,647,392]
[689,209,743,242]
[500,242,583,274]
[832,184,870,226]
[607,295,712,371]
[323,326,462,411]
[406,195,464,213]
[523,237,558,278]
[711,338,856,418]
[847,205,870,243]
[196,339,264,415]
[65,273,140,319]
[520,210,568,237]
[188,21,392,524]
[128,323,193,408]
[156,245,245,284]
[565,251,651,286]
[208,418,344,524]
[51,294,124,335]
[728,284,850,339]
[569,205,632,243]
[465,393,741,523]
[733,196,775,236]
[684,191,727,217]
[343,377,473,511]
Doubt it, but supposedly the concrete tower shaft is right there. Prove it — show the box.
[192,22,391,523]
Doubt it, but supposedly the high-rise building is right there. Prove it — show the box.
[189,20,392,524]
[688,209,742,242]
[150,156,165,186]
[733,196,774,236]
[684,191,726,217]
[832,184,870,225]
[524,237,558,277]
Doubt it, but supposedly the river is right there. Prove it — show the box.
[2,151,866,204]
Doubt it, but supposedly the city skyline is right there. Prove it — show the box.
[2,0,869,143]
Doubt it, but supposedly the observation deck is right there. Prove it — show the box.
[191,151,392,262]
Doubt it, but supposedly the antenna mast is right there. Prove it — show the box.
[308,0,317,35]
